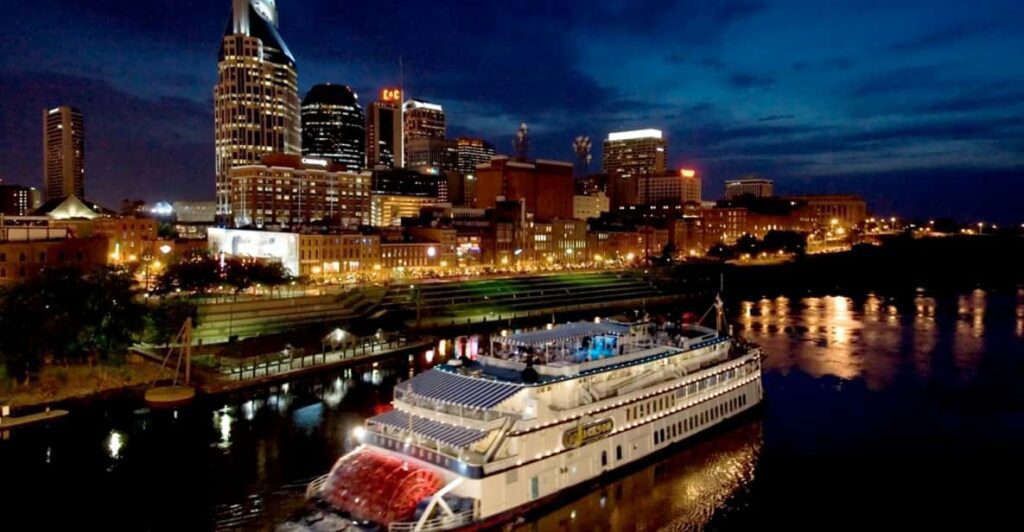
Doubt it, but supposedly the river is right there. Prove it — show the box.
[1,288,1022,530]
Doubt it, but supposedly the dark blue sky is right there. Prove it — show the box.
[2,0,1023,222]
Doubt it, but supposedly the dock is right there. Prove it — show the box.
[0,409,69,430]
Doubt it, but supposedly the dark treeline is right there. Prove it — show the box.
[721,235,1024,301]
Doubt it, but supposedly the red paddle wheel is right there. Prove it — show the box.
[321,449,443,525]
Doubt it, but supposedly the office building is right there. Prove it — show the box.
[42,106,85,201]
[214,0,301,218]
[456,138,496,175]
[474,157,574,221]
[229,153,370,229]
[785,195,867,228]
[405,138,459,172]
[0,184,42,216]
[602,129,666,180]
[366,88,404,168]
[724,178,774,200]
[636,169,702,205]
[371,195,442,227]
[301,84,366,171]
[403,99,445,141]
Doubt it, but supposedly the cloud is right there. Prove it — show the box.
[912,91,1024,115]
[792,56,856,72]
[728,72,774,89]
[850,65,944,97]
[885,19,997,53]
[758,114,796,122]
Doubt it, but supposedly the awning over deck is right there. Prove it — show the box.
[368,409,488,449]
[398,368,523,409]
[498,321,632,347]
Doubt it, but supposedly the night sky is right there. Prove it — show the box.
[2,0,1022,222]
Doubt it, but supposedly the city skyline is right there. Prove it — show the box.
[1,0,1023,222]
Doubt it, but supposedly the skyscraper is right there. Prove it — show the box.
[42,106,85,201]
[214,0,300,219]
[366,88,403,169]
[301,84,366,171]
[602,129,666,180]
[403,99,446,142]
[456,138,496,174]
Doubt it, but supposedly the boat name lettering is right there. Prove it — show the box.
[562,418,614,448]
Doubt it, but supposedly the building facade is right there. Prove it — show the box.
[532,219,588,263]
[403,99,445,141]
[371,195,441,227]
[230,153,370,229]
[0,236,108,286]
[602,129,666,181]
[405,138,459,172]
[214,0,301,218]
[42,106,85,201]
[298,232,381,278]
[0,185,42,216]
[456,138,496,175]
[366,88,404,169]
[786,195,867,229]
[636,170,702,206]
[572,192,610,221]
[474,157,575,222]
[724,178,774,200]
[91,217,160,263]
[301,84,366,171]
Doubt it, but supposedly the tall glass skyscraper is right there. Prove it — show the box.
[301,84,366,171]
[214,0,300,219]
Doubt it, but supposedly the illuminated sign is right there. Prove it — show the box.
[608,129,663,141]
[302,157,328,168]
[680,169,696,178]
[562,418,614,449]
[381,88,402,102]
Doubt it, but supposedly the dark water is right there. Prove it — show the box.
[2,290,1023,530]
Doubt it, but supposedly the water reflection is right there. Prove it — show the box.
[215,407,233,450]
[738,290,1002,391]
[1017,289,1023,338]
[515,421,763,532]
[106,430,124,460]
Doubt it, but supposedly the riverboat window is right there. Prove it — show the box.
[601,451,607,467]
[616,445,622,461]
[654,431,659,445]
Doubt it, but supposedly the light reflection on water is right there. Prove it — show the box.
[738,291,996,391]
[515,422,763,532]
[1017,288,1024,337]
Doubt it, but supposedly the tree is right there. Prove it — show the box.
[155,251,220,294]
[81,267,146,362]
[0,266,145,382]
[144,298,199,346]
[661,242,678,262]
[0,280,53,383]
[763,230,808,255]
